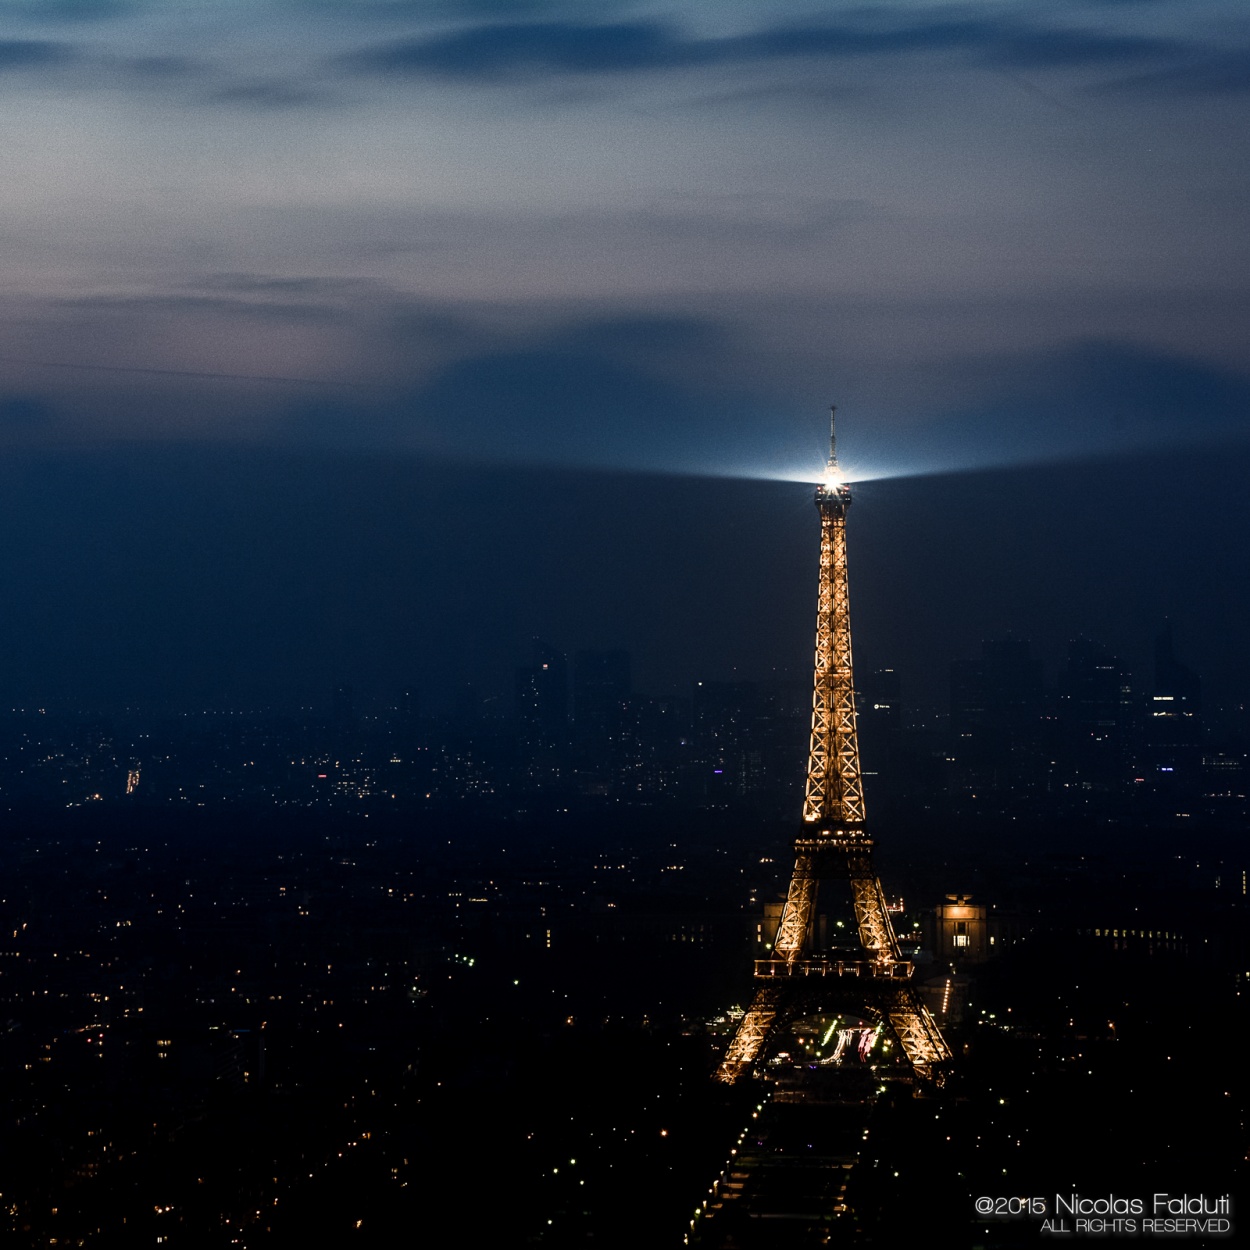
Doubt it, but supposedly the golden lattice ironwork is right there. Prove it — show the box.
[717,407,951,1086]
[802,493,864,829]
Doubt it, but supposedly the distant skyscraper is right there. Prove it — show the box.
[858,668,901,734]
[1143,623,1204,820]
[515,639,568,741]
[857,668,903,815]
[950,639,1044,800]
[1057,640,1134,790]
[1149,623,1202,747]
[693,680,765,795]
[397,686,420,724]
[331,683,355,733]
[572,649,631,732]
[950,639,1042,741]
[693,680,757,746]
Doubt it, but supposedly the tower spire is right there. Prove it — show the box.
[828,403,837,471]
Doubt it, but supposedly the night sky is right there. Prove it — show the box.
[1,0,1248,710]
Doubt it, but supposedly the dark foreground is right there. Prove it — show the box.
[0,806,1242,1246]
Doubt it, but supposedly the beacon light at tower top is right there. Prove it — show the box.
[821,465,844,493]
[740,401,888,488]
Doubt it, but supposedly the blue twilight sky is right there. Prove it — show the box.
[0,0,1248,710]
[2,0,1248,482]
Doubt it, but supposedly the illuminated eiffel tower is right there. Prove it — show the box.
[717,408,951,1086]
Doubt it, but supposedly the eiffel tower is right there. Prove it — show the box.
[717,408,951,1086]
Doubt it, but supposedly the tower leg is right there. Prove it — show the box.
[715,984,782,1083]
[849,869,901,964]
[883,989,952,1084]
[772,854,816,959]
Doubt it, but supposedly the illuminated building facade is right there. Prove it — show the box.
[931,893,989,964]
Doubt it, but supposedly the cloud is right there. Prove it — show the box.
[203,80,335,108]
[284,0,563,16]
[727,19,1178,67]
[1093,51,1250,95]
[0,4,1216,111]
[989,28,1180,67]
[279,311,763,473]
[341,21,692,78]
[899,339,1250,478]
[338,15,1186,82]
[552,314,722,357]
[195,273,384,297]
[114,53,202,78]
[62,292,346,325]
[1003,339,1250,430]
[0,38,73,69]
[0,0,133,22]
[10,281,1250,493]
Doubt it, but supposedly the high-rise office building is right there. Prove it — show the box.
[515,639,568,742]
[1149,623,1202,747]
[572,649,631,732]
[1056,640,1134,791]
[950,638,1044,801]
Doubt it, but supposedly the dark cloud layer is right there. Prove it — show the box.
[281,312,749,468]
[286,0,563,17]
[203,81,332,108]
[1094,50,1250,95]
[341,15,1186,81]
[0,38,72,68]
[0,6,1235,115]
[9,294,1249,482]
[923,340,1250,474]
[0,0,131,21]
[273,321,1250,480]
